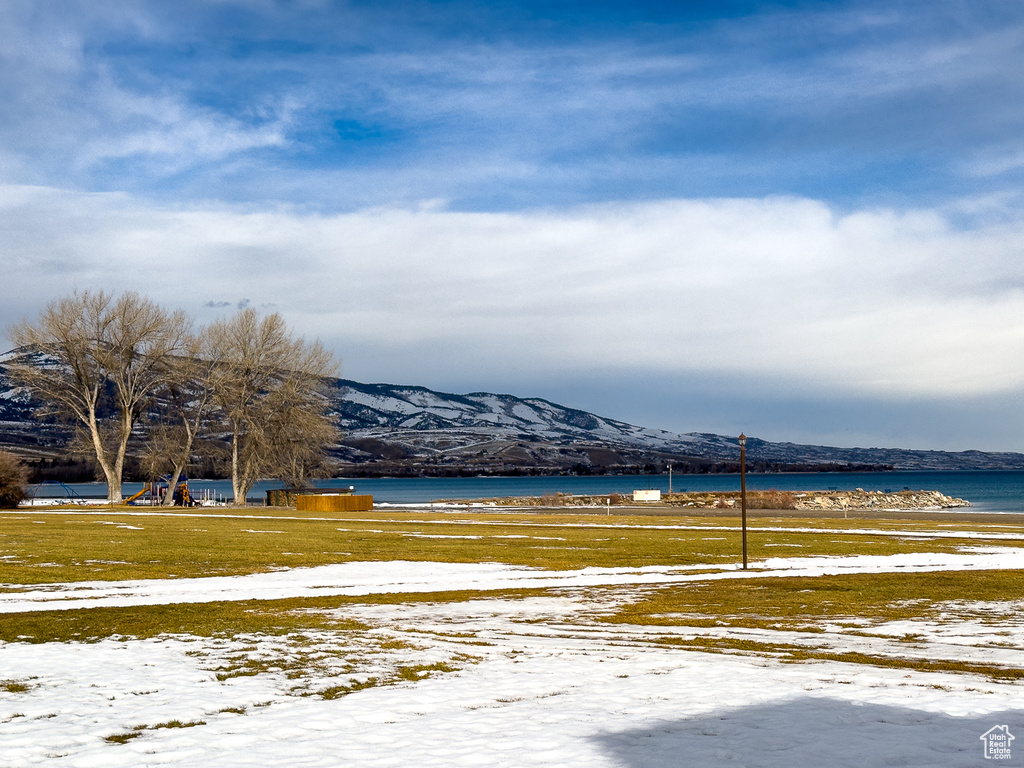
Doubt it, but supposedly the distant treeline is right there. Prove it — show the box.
[22,451,894,483]
[334,460,896,479]
[25,455,233,484]
[692,461,896,474]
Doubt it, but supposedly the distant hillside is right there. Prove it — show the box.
[4,348,1024,475]
[323,379,1024,473]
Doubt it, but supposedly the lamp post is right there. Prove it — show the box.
[738,433,748,570]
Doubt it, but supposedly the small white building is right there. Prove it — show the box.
[633,489,661,502]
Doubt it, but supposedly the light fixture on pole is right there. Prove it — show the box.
[738,433,748,570]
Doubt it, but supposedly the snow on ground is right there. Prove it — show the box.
[5,628,1023,767]
[15,508,1024,543]
[3,552,1024,766]
[2,549,1023,613]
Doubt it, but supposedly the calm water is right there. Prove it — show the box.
[32,471,1024,512]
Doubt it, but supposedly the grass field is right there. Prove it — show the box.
[0,506,1006,583]
[3,505,1024,765]
[2,506,1022,664]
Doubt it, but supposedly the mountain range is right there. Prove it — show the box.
[3,349,1024,475]
[323,379,1024,474]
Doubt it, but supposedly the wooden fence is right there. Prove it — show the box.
[295,494,373,512]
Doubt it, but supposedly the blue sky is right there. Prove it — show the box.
[4,0,1024,451]
[10,0,1024,210]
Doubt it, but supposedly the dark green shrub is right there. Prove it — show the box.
[0,451,29,508]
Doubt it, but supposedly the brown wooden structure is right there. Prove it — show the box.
[295,493,373,512]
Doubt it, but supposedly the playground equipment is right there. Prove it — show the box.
[26,480,88,505]
[124,486,149,505]
[127,476,197,507]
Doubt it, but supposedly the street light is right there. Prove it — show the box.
[738,433,748,570]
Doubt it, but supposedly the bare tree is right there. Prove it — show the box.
[264,396,339,489]
[7,291,188,503]
[142,330,222,505]
[207,308,338,504]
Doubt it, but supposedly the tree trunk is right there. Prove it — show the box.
[111,431,128,504]
[109,411,135,505]
[87,409,121,504]
[231,425,244,505]
[161,418,196,506]
[162,465,184,507]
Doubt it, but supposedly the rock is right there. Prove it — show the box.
[794,489,970,511]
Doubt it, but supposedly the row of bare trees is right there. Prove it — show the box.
[6,291,338,503]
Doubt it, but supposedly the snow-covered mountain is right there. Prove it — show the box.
[324,379,1024,472]
[325,379,741,472]
[330,379,711,450]
[3,347,1024,472]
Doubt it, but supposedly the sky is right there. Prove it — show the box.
[3,0,1024,452]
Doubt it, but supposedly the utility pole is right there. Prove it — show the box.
[739,433,748,570]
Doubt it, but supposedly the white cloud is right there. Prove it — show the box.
[0,2,292,182]
[4,1,1023,205]
[967,147,1024,178]
[77,87,289,170]
[2,185,1023,401]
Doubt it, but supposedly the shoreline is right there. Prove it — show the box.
[433,488,972,513]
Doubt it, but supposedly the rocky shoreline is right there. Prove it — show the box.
[450,488,971,511]
[787,489,970,512]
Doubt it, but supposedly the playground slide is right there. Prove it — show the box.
[125,487,149,505]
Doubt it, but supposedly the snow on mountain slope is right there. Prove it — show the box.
[328,380,1024,470]
[4,347,1024,470]
[330,379,695,453]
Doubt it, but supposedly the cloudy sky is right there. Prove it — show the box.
[3,0,1024,451]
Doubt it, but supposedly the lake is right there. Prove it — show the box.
[31,470,1024,512]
